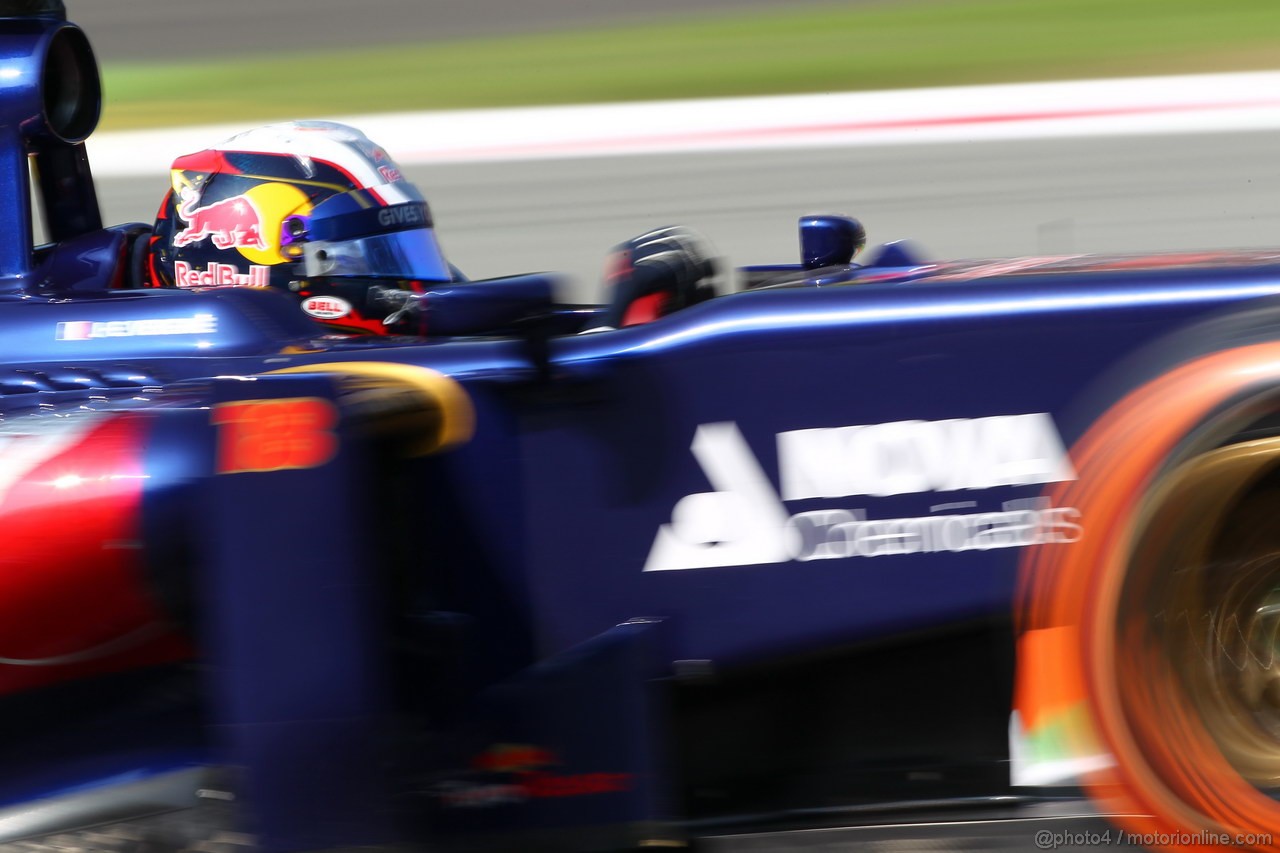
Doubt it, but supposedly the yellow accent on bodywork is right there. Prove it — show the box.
[267,361,475,455]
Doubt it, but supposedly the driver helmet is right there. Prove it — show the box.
[148,120,453,333]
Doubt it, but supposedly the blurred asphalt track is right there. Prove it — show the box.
[71,0,811,61]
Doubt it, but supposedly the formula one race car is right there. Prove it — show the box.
[6,3,1280,852]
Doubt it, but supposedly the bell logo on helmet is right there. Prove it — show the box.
[173,188,266,251]
[302,296,353,320]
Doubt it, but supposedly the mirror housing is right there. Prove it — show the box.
[0,2,103,285]
[799,214,866,270]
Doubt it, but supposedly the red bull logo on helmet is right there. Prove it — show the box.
[174,261,271,288]
[173,188,267,251]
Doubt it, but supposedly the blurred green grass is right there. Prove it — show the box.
[99,0,1280,130]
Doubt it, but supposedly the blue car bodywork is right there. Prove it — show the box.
[3,3,1280,851]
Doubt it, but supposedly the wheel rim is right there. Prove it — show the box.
[1122,438,1280,791]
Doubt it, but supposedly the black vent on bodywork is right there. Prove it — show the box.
[0,368,162,394]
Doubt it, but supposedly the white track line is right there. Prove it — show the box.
[88,71,1280,178]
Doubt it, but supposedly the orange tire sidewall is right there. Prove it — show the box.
[1020,341,1280,851]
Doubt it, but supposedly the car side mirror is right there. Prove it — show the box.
[799,214,866,270]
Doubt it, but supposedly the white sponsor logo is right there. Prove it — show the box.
[778,413,1077,499]
[174,260,270,288]
[56,313,218,341]
[644,416,1081,572]
[647,422,794,571]
[302,296,353,319]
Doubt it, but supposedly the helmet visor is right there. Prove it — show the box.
[304,228,451,281]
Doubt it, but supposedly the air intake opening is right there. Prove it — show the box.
[41,25,99,143]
